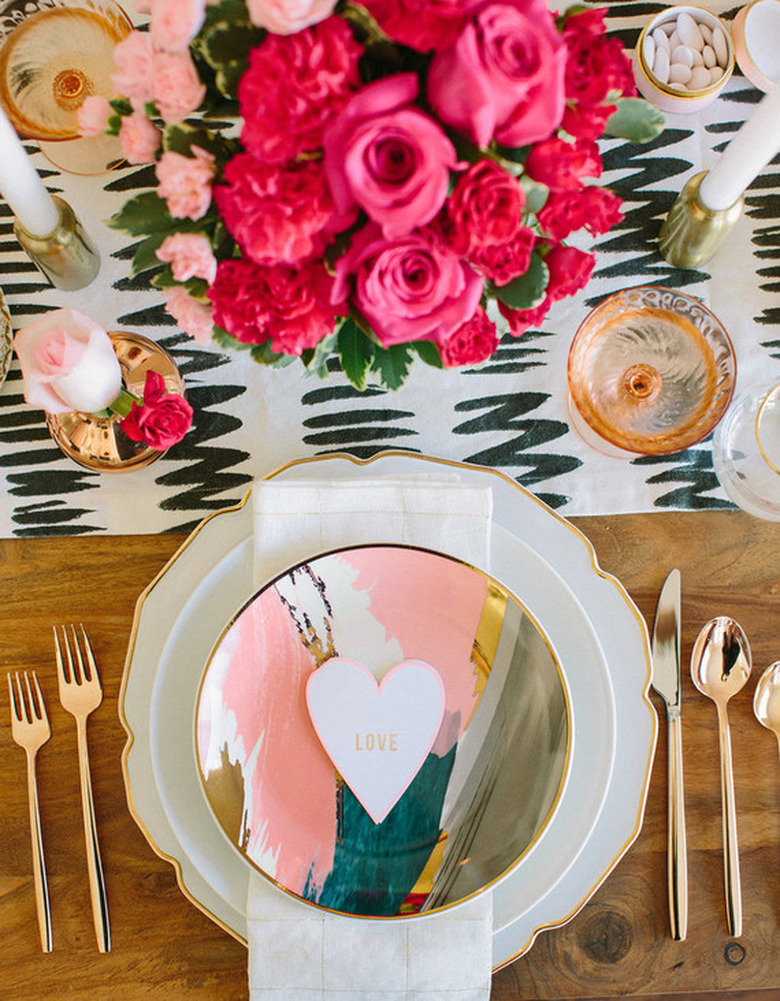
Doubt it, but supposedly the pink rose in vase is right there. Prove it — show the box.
[13,309,123,415]
[332,223,483,347]
[121,370,193,450]
[427,0,567,149]
[323,73,458,238]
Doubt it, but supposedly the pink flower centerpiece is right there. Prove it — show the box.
[102,0,663,389]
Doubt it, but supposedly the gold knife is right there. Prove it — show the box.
[651,568,688,941]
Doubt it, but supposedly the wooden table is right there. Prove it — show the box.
[0,509,778,1001]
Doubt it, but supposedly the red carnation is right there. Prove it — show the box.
[441,160,526,256]
[545,245,595,301]
[437,306,500,367]
[471,228,536,286]
[524,137,602,191]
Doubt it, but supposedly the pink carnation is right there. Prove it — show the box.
[214,153,349,266]
[359,0,465,52]
[437,306,500,367]
[112,31,155,112]
[323,74,457,239]
[209,258,345,355]
[332,223,484,348]
[119,113,162,165]
[165,288,215,345]
[155,146,216,220]
[77,95,111,137]
[150,0,206,52]
[246,0,337,33]
[157,233,218,283]
[151,49,206,123]
[239,17,361,165]
[428,0,566,148]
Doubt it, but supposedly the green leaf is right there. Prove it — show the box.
[605,98,665,144]
[370,343,412,391]
[250,341,286,366]
[162,122,224,158]
[199,20,262,68]
[131,233,167,276]
[109,97,132,117]
[492,251,549,310]
[211,325,251,351]
[109,192,172,236]
[410,340,443,369]
[302,332,338,378]
[337,317,374,392]
[520,176,549,215]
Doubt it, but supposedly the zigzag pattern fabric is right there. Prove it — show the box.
[0,0,778,537]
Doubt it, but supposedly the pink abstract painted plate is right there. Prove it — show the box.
[195,543,570,919]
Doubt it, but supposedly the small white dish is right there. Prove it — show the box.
[732,0,780,93]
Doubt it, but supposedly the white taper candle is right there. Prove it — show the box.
[699,85,780,212]
[0,104,60,237]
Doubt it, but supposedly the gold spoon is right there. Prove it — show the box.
[690,617,752,938]
[753,662,780,762]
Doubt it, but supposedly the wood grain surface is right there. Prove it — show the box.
[0,509,777,1000]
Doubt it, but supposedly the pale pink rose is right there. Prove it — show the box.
[322,73,457,238]
[156,233,217,283]
[119,113,162,164]
[155,146,216,220]
[165,288,215,345]
[13,309,122,415]
[246,0,337,33]
[151,49,206,123]
[112,31,155,111]
[77,95,111,137]
[151,0,206,51]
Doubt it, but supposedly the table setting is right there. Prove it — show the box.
[0,0,779,999]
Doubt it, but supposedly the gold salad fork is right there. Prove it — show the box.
[8,671,53,952]
[54,625,111,953]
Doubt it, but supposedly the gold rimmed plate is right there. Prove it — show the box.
[195,543,570,919]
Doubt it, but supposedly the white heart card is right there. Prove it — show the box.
[306,657,446,824]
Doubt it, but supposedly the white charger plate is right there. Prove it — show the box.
[120,452,655,968]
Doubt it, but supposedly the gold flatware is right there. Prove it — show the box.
[651,569,688,940]
[54,625,111,953]
[753,662,780,761]
[691,617,752,938]
[8,671,53,952]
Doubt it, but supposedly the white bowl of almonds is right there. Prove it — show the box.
[633,5,734,112]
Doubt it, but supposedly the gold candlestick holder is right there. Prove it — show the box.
[658,172,744,270]
[13,195,100,290]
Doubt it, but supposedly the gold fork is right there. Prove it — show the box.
[54,625,111,953]
[8,671,53,952]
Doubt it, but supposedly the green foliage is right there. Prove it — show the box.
[337,317,374,392]
[491,251,549,311]
[109,192,173,236]
[370,343,412,391]
[605,98,665,143]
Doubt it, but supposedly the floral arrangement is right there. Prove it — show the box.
[14,309,194,450]
[84,0,663,390]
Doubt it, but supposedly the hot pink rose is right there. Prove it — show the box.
[323,74,457,239]
[470,228,536,286]
[525,137,602,191]
[112,31,155,111]
[165,288,215,345]
[119,113,162,165]
[437,306,500,367]
[151,49,206,123]
[332,223,484,347]
[214,153,348,266]
[121,370,193,450]
[427,0,566,149]
[150,0,206,52]
[209,258,345,355]
[441,159,526,255]
[156,233,217,283]
[359,0,465,52]
[14,309,122,414]
[155,146,216,220]
[246,0,337,33]
[239,17,361,165]
[77,95,111,137]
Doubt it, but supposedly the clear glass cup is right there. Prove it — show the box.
[0,0,132,174]
[567,285,736,458]
[712,382,780,520]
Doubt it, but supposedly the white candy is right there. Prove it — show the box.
[710,65,724,83]
[669,62,693,84]
[672,44,694,67]
[677,11,704,49]
[670,81,688,91]
[689,65,712,89]
[691,49,704,67]
[669,28,682,49]
[699,22,713,45]
[653,46,670,84]
[702,44,716,68]
[643,33,656,69]
[653,26,670,50]
[712,26,729,65]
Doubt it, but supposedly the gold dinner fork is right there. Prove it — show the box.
[54,625,111,953]
[8,671,53,952]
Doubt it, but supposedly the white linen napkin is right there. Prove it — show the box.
[247,475,494,1001]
